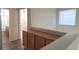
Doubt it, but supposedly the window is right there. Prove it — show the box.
[0,9,9,31]
[59,9,76,25]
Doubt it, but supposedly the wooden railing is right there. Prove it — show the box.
[23,28,65,50]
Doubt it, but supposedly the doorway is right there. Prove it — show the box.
[1,8,24,50]
[1,9,10,49]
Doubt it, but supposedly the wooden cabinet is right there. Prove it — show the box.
[23,29,62,50]
[23,31,28,49]
[34,36,45,50]
[27,32,35,50]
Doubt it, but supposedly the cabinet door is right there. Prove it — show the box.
[35,36,45,50]
[23,31,28,49]
[27,32,35,50]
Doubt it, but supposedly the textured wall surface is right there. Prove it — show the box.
[30,8,57,30]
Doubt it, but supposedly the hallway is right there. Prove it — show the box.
[0,8,24,50]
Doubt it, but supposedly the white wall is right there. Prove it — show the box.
[30,8,79,33]
[30,8,57,30]
[9,8,20,41]
[66,36,79,50]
